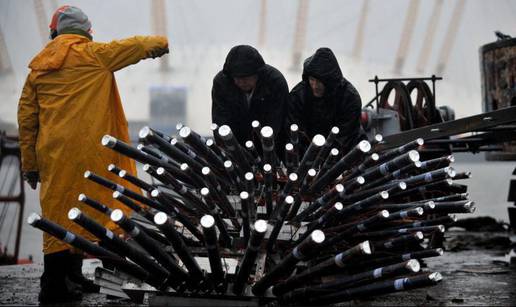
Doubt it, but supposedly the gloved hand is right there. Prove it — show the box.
[23,171,40,190]
[146,47,169,59]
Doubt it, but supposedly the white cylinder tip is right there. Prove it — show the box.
[68,208,81,220]
[27,213,41,225]
[110,209,124,222]
[154,212,168,225]
[201,215,215,228]
[311,230,325,243]
[260,126,274,138]
[101,135,116,147]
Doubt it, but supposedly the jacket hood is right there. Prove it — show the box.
[28,34,90,71]
[223,45,265,78]
[302,47,343,90]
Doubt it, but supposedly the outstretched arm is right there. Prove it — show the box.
[92,35,169,72]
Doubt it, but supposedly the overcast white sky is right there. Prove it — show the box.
[1,0,515,132]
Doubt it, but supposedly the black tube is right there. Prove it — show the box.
[200,187,232,247]
[118,169,155,193]
[266,195,295,253]
[390,179,454,199]
[289,124,299,148]
[110,209,190,288]
[180,126,225,172]
[101,134,163,167]
[383,207,424,222]
[371,200,434,211]
[179,163,206,188]
[283,143,297,175]
[295,134,326,184]
[313,272,442,305]
[431,200,475,214]
[280,259,420,304]
[218,125,252,173]
[150,189,204,242]
[210,123,226,151]
[359,150,420,183]
[28,213,149,281]
[355,248,443,271]
[244,171,256,197]
[263,164,274,218]
[138,144,179,168]
[359,160,420,191]
[321,210,391,249]
[138,127,204,171]
[312,127,340,170]
[252,229,326,295]
[349,152,380,178]
[287,169,317,220]
[225,160,244,191]
[293,184,344,223]
[273,173,299,220]
[316,148,340,180]
[68,208,169,288]
[78,194,112,216]
[201,166,240,229]
[400,166,456,187]
[232,220,268,295]
[353,225,445,240]
[240,191,252,245]
[373,231,424,251]
[107,164,123,176]
[155,168,209,215]
[150,187,198,217]
[389,215,456,229]
[84,171,167,213]
[419,155,454,171]
[297,202,344,243]
[376,138,424,165]
[338,191,391,219]
[272,241,371,296]
[371,133,384,147]
[206,138,226,161]
[252,120,262,141]
[429,193,468,202]
[142,159,193,187]
[201,215,226,292]
[153,212,204,281]
[112,191,155,222]
[310,140,371,193]
[259,126,278,169]
[245,140,262,167]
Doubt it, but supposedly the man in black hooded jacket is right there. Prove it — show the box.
[212,45,288,151]
[288,47,366,156]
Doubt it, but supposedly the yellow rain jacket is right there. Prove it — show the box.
[18,34,168,254]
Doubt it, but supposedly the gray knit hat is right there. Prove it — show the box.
[49,6,91,35]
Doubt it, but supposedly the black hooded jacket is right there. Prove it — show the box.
[288,47,365,155]
[212,45,289,150]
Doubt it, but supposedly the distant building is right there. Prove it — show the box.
[149,85,187,136]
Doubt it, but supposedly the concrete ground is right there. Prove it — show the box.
[0,230,515,306]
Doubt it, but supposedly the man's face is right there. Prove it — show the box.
[309,76,325,98]
[234,75,258,93]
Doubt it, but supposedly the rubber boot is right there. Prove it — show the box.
[38,250,83,304]
[68,252,100,293]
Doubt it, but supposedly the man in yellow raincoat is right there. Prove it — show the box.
[17,5,168,303]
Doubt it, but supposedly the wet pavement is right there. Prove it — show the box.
[0,230,515,306]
